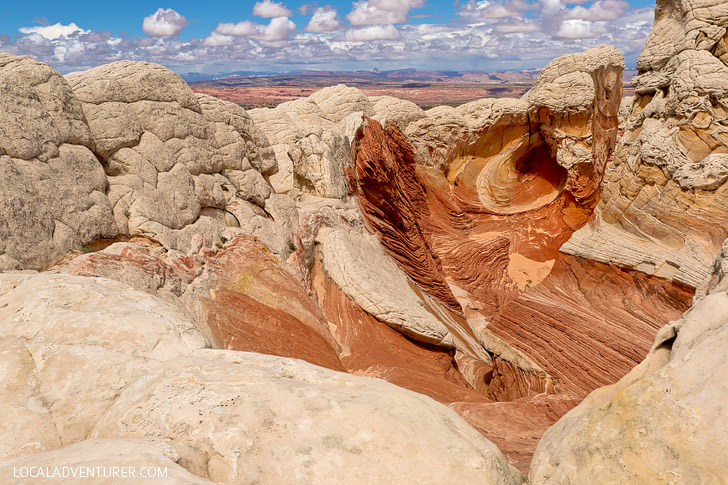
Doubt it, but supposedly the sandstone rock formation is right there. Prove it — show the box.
[563,0,728,287]
[0,54,116,271]
[355,46,624,321]
[1,9,723,480]
[0,272,520,484]
[529,244,728,483]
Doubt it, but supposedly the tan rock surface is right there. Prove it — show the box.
[92,350,520,484]
[0,271,519,484]
[65,61,287,256]
[0,54,116,270]
[0,438,213,484]
[563,1,728,287]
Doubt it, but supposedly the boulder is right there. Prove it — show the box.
[0,54,116,270]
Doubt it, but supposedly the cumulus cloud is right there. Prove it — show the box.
[458,0,530,20]
[202,31,237,47]
[555,18,606,38]
[347,0,424,25]
[216,17,296,41]
[306,7,340,32]
[344,24,402,41]
[253,0,293,18]
[563,0,629,21]
[142,8,189,36]
[19,22,88,40]
[5,0,655,75]
[370,0,425,10]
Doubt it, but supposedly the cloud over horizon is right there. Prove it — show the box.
[4,0,656,74]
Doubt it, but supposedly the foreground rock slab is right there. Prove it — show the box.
[0,272,521,484]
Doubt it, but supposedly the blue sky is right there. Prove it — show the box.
[0,1,657,74]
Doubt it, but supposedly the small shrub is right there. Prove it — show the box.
[288,240,297,252]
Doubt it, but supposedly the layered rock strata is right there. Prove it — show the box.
[529,243,728,483]
[563,0,728,287]
[0,30,712,481]
[355,46,624,320]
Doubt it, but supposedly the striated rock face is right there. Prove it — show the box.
[529,245,728,483]
[62,231,345,372]
[487,254,694,398]
[0,54,116,271]
[563,0,728,287]
[355,46,624,321]
[0,272,520,484]
[0,28,717,481]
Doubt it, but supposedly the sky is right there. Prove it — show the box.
[0,0,657,75]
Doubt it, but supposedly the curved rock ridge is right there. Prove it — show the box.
[0,272,520,484]
[529,244,728,483]
[562,0,728,287]
[487,254,694,399]
[355,46,624,321]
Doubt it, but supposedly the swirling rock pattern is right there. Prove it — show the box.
[355,46,624,321]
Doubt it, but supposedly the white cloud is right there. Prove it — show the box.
[5,0,655,74]
[253,0,293,18]
[142,8,189,36]
[19,22,88,40]
[216,17,296,41]
[202,31,237,47]
[306,7,340,32]
[555,18,605,38]
[494,21,541,33]
[540,0,564,17]
[370,0,424,11]
[347,2,407,25]
[458,0,530,20]
[344,24,402,41]
[563,0,629,21]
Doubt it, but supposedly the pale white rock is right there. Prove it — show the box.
[316,225,454,348]
[674,152,728,190]
[289,130,351,198]
[308,84,375,123]
[562,4,728,286]
[0,273,208,360]
[0,338,61,460]
[0,438,213,484]
[371,95,426,131]
[65,61,279,256]
[405,106,470,173]
[92,350,518,485]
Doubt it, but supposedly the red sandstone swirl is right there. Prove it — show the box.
[351,46,696,466]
